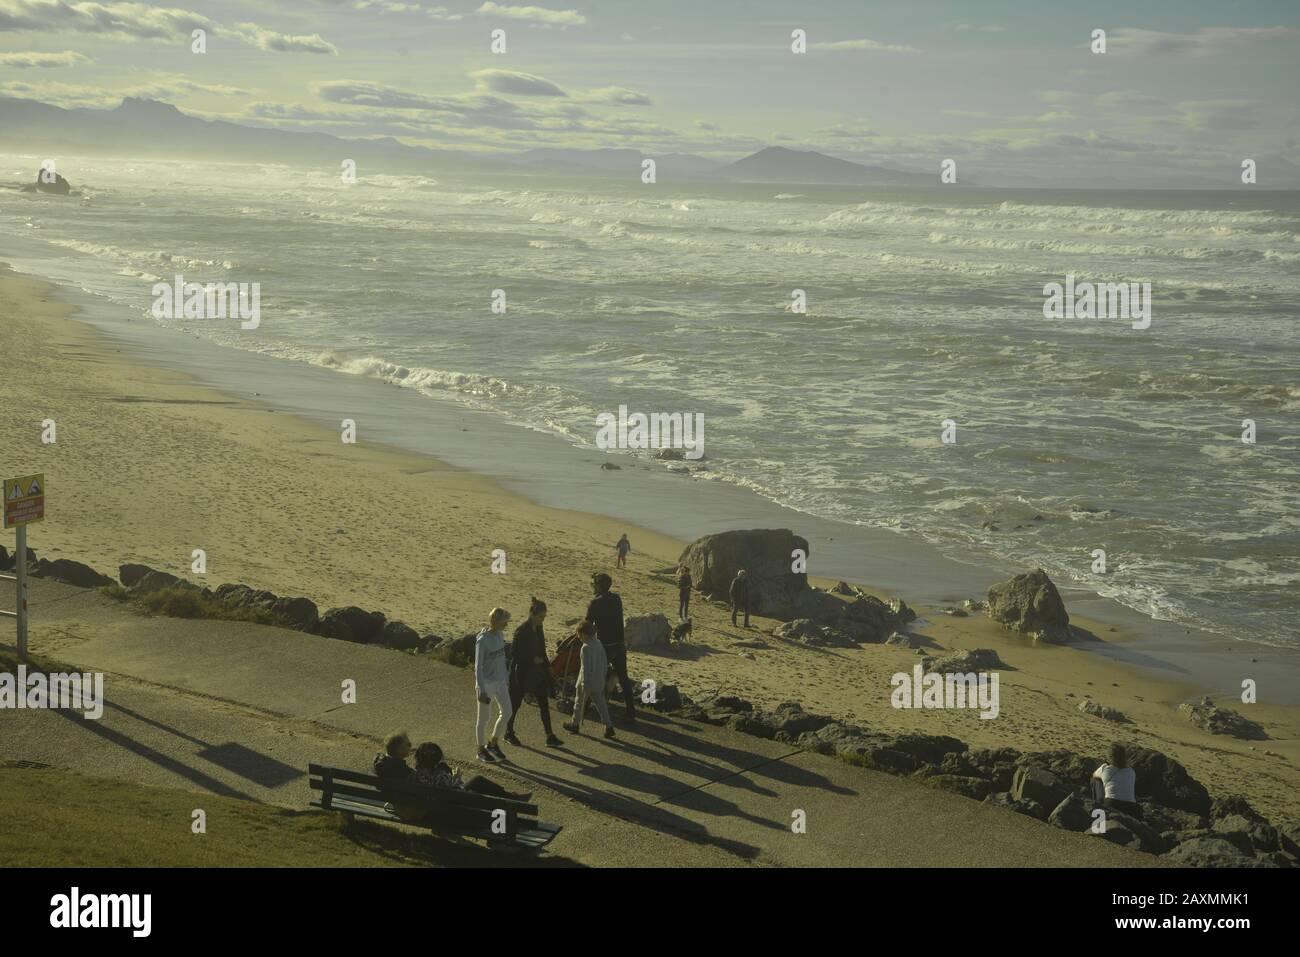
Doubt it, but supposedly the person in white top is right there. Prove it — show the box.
[474,607,514,763]
[564,621,615,739]
[1091,742,1142,818]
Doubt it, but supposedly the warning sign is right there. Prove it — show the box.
[4,473,45,528]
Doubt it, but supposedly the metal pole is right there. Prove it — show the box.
[15,524,27,659]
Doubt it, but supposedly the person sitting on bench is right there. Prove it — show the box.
[372,731,431,821]
[414,742,531,803]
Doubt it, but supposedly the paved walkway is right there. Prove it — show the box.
[1,580,1159,867]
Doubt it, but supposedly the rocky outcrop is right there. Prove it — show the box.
[923,648,1005,674]
[773,618,856,648]
[625,613,672,650]
[677,528,812,618]
[1011,765,1070,811]
[1129,747,1212,816]
[31,558,113,588]
[986,568,1071,642]
[31,169,71,195]
[1163,836,1274,868]
[1078,699,1128,722]
[128,569,188,595]
[315,606,385,644]
[119,563,154,587]
[1178,697,1267,740]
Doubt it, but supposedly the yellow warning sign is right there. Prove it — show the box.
[4,473,44,528]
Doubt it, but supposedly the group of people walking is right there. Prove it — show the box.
[473,571,639,763]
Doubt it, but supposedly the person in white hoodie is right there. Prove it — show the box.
[564,621,615,739]
[475,607,514,762]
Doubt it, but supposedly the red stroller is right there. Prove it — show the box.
[550,632,583,713]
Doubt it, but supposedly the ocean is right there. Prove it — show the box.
[3,154,1297,650]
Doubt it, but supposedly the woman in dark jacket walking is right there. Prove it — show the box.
[504,597,563,748]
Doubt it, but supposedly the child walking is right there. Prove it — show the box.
[563,621,615,739]
[475,607,514,763]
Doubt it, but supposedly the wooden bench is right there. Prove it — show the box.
[308,764,562,852]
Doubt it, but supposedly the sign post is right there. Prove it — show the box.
[4,473,44,659]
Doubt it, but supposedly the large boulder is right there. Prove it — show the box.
[1178,697,1267,740]
[1011,765,1070,811]
[380,619,421,650]
[625,613,672,650]
[119,563,155,588]
[773,618,857,648]
[678,528,812,618]
[1164,836,1273,868]
[128,570,185,595]
[318,606,386,644]
[1049,793,1095,831]
[1016,750,1100,791]
[986,568,1071,642]
[32,559,113,588]
[1078,699,1129,722]
[984,792,1047,821]
[1129,748,1212,816]
[925,648,1006,674]
[32,169,71,194]
[269,596,319,630]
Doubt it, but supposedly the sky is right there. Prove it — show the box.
[1,0,1299,183]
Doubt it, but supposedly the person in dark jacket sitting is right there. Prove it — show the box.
[586,572,636,724]
[504,597,562,748]
[413,742,531,803]
[373,733,531,823]
[729,569,751,627]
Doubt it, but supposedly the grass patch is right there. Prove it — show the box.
[0,766,579,867]
[99,582,129,601]
[135,585,282,626]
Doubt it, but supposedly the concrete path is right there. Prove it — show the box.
[1,580,1159,867]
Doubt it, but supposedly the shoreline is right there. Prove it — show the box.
[4,260,1299,823]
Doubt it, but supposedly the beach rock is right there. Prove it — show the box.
[763,701,834,738]
[836,595,901,642]
[962,598,987,613]
[1163,836,1273,868]
[1018,750,1101,790]
[773,618,856,648]
[1078,699,1129,722]
[1178,697,1267,740]
[1096,818,1139,849]
[128,570,185,595]
[1211,795,1264,822]
[1215,814,1279,853]
[1141,803,1206,835]
[925,648,1005,674]
[677,529,812,619]
[1278,822,1300,857]
[1129,748,1212,816]
[1049,793,1095,831]
[926,774,993,801]
[31,559,113,588]
[32,169,71,194]
[119,563,155,588]
[1104,810,1169,854]
[889,598,917,623]
[984,792,1047,821]
[879,732,967,766]
[885,631,921,648]
[857,747,922,775]
[312,611,356,642]
[985,568,1071,643]
[213,583,254,605]
[436,633,477,658]
[647,683,682,713]
[831,581,859,596]
[599,462,621,470]
[624,613,672,650]
[319,606,386,644]
[1011,765,1070,811]
[966,747,1022,790]
[380,620,421,650]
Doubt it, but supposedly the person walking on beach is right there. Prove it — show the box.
[504,597,563,749]
[677,566,693,620]
[1090,742,1143,819]
[729,569,751,628]
[474,607,514,763]
[586,572,636,724]
[615,533,631,568]
[563,621,615,739]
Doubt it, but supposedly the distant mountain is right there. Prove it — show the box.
[509,148,720,178]
[712,146,932,186]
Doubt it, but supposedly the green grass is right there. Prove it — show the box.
[0,765,578,867]
[99,582,129,601]
[134,585,283,626]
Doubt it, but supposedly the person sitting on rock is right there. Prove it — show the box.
[413,742,531,804]
[729,569,751,628]
[1091,742,1143,819]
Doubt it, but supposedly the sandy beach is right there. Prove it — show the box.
[4,263,1299,825]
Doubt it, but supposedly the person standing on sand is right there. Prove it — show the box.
[677,566,693,620]
[563,621,615,739]
[504,597,563,749]
[1091,742,1143,819]
[586,572,636,724]
[474,607,513,763]
[615,533,631,568]
[729,569,751,628]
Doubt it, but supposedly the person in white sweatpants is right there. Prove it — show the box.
[564,621,614,738]
[475,607,514,762]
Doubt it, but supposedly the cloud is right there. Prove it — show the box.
[0,74,250,107]
[470,69,567,97]
[0,1,337,54]
[694,120,718,131]
[474,2,586,27]
[947,23,1004,33]
[810,37,920,54]
[0,49,88,67]
[1104,26,1295,57]
[581,86,651,106]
